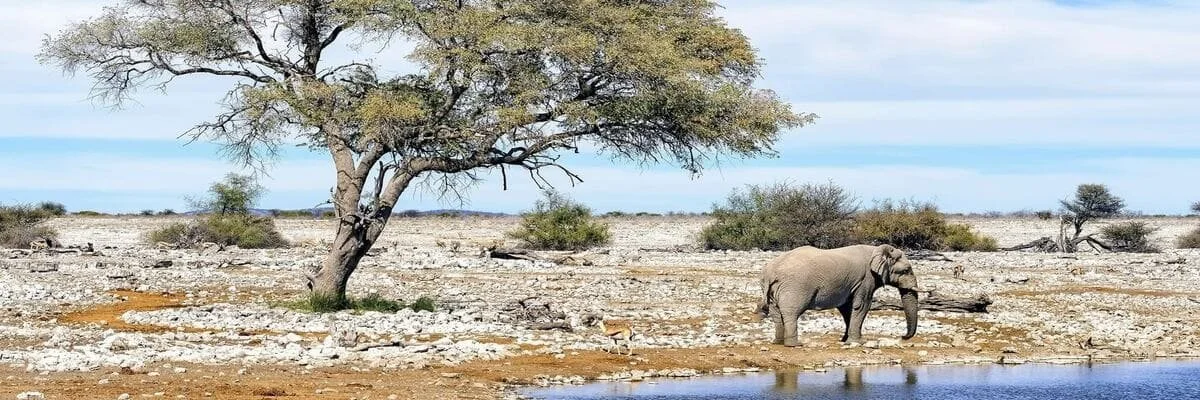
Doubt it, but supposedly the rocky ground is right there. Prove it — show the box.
[1,216,1199,399]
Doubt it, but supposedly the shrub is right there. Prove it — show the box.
[1177,227,1200,249]
[508,190,611,251]
[148,215,288,249]
[1101,222,1158,253]
[74,210,105,217]
[854,199,948,250]
[1191,202,1200,215]
[942,224,998,252]
[409,296,437,312]
[157,209,177,216]
[189,173,263,216]
[700,182,858,251]
[139,209,156,216]
[1035,210,1054,220]
[397,209,422,218]
[0,204,59,249]
[38,202,67,216]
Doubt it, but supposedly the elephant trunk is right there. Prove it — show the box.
[900,288,919,340]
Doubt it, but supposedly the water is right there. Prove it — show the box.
[524,361,1200,400]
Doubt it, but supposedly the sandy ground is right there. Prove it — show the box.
[1,215,1198,399]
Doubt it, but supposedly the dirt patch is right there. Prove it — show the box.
[58,290,193,333]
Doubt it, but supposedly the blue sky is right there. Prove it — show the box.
[2,0,1199,214]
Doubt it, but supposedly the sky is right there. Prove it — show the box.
[1,0,1199,214]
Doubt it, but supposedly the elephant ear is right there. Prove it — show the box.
[870,245,904,280]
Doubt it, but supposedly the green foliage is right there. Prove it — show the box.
[1060,184,1125,236]
[190,173,263,216]
[158,209,177,216]
[37,202,67,216]
[139,210,156,216]
[74,210,105,217]
[0,204,59,249]
[279,293,434,314]
[508,190,611,251]
[1101,222,1159,253]
[603,211,628,218]
[701,182,858,251]
[409,296,437,313]
[1035,210,1054,220]
[202,215,289,248]
[275,210,317,218]
[854,200,949,250]
[1177,227,1200,249]
[942,224,998,252]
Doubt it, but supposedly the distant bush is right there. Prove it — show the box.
[701,182,858,251]
[1035,210,1054,220]
[148,215,288,249]
[275,210,316,218]
[139,210,155,216]
[74,210,105,217]
[397,209,422,218]
[37,202,67,216]
[1177,227,1200,249]
[157,209,177,216]
[942,224,998,252]
[603,211,628,218]
[1100,222,1158,253]
[1191,202,1200,215]
[508,190,611,251]
[853,200,950,250]
[0,204,59,249]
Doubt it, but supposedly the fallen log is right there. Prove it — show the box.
[872,293,992,313]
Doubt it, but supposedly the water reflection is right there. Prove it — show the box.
[527,361,1200,400]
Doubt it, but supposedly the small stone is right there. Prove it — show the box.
[15,392,45,400]
[117,395,131,400]
[173,367,187,374]
[147,372,160,377]
[98,379,110,384]
[917,350,929,357]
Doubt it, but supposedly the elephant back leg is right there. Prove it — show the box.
[779,291,814,347]
[769,302,785,344]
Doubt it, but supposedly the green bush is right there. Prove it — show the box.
[74,210,105,217]
[508,190,611,251]
[1035,210,1054,220]
[0,204,59,249]
[700,182,858,251]
[146,216,288,249]
[139,210,156,216]
[1177,227,1200,249]
[1101,221,1158,253]
[942,224,998,252]
[854,200,949,250]
[409,296,437,312]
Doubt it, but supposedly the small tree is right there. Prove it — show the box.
[1191,201,1200,215]
[1057,184,1124,252]
[190,173,263,216]
[701,181,858,251]
[41,0,809,303]
[854,199,948,250]
[1060,184,1125,239]
[508,190,610,251]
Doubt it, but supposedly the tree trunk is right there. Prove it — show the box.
[308,213,391,301]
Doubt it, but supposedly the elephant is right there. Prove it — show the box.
[758,244,919,346]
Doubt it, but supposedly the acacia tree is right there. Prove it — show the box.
[39,0,810,302]
[189,173,264,216]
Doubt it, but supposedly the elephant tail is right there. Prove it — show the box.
[758,278,778,318]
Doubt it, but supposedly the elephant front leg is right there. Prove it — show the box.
[845,302,870,344]
[837,303,853,342]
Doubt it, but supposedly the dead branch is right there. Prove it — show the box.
[872,293,992,313]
